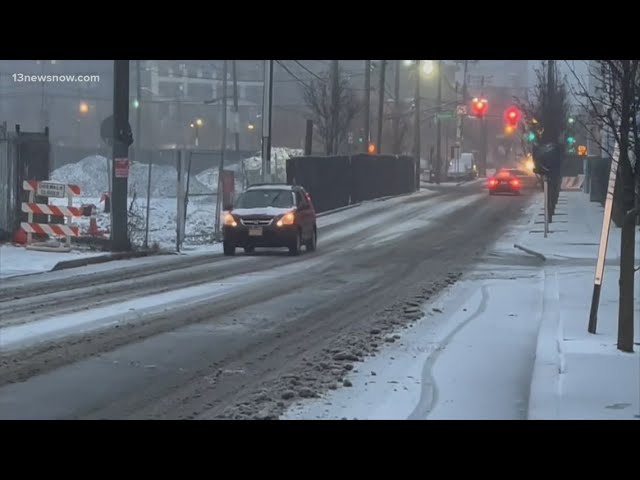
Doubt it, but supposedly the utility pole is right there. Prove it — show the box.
[414,60,421,186]
[457,60,469,154]
[376,60,386,154]
[232,60,246,189]
[435,60,443,184]
[135,60,142,164]
[364,60,371,152]
[330,60,340,155]
[111,60,131,252]
[261,60,274,181]
[232,60,240,154]
[393,60,401,154]
[214,60,228,242]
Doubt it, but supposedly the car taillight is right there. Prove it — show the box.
[488,178,498,187]
[510,179,521,187]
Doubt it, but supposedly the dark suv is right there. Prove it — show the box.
[222,184,317,256]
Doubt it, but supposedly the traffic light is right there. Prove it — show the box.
[577,145,587,156]
[504,125,515,135]
[566,136,575,145]
[527,131,536,142]
[504,106,521,127]
[368,143,376,154]
[471,97,488,117]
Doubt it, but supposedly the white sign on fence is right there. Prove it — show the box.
[36,181,66,198]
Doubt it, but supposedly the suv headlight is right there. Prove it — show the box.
[276,212,295,227]
[224,213,238,227]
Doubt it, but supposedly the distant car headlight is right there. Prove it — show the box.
[224,213,237,227]
[525,159,535,172]
[276,212,295,227]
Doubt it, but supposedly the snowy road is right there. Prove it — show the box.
[0,181,534,419]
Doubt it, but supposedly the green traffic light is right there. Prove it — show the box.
[567,136,575,144]
[132,99,140,109]
[527,132,535,142]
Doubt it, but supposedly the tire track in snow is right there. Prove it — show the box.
[408,284,491,420]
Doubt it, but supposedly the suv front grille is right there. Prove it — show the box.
[240,218,273,226]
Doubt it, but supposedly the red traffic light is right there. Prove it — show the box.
[471,97,488,117]
[504,106,521,127]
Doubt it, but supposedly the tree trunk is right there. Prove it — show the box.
[617,207,636,352]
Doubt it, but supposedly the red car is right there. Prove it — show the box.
[487,170,521,195]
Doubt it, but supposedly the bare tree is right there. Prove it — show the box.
[302,68,362,155]
[567,60,640,352]
[383,102,411,154]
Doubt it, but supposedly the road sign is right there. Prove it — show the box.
[436,111,454,120]
[456,105,467,115]
[114,158,130,178]
[348,132,354,144]
[36,181,66,198]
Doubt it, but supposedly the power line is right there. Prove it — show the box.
[293,61,323,81]
[275,60,312,90]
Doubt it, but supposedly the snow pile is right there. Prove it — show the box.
[196,166,246,194]
[196,147,303,191]
[243,147,303,182]
[51,155,211,198]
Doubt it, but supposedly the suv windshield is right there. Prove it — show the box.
[235,189,295,209]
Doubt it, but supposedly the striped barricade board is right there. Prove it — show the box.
[21,180,82,252]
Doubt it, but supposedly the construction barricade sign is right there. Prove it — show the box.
[21,180,82,252]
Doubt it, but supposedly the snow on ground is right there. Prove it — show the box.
[49,194,219,249]
[51,155,211,198]
[197,147,303,190]
[0,245,105,280]
[284,191,640,420]
[283,204,542,420]
[526,192,640,420]
[0,255,328,352]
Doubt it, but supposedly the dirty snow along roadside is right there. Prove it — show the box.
[282,199,543,420]
[282,191,640,420]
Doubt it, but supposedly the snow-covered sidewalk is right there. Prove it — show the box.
[526,192,640,420]
[0,245,106,280]
[283,191,639,420]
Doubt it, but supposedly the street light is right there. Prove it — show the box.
[422,60,435,76]
[79,101,89,114]
[190,118,203,146]
[247,123,255,130]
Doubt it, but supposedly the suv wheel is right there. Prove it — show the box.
[289,231,302,256]
[305,227,317,252]
[223,242,236,256]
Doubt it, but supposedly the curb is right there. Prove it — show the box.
[316,202,363,218]
[527,269,563,420]
[51,249,165,272]
[316,189,425,217]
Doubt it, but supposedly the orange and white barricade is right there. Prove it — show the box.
[21,180,82,252]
